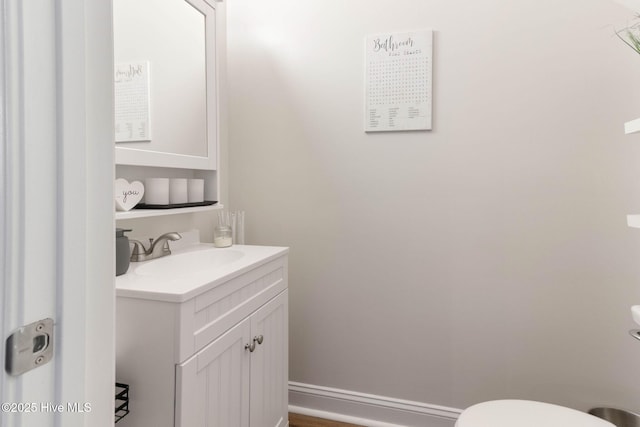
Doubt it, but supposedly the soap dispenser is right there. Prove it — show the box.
[116,228,132,276]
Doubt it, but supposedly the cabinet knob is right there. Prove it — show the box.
[245,336,263,353]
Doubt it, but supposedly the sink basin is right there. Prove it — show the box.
[135,248,244,279]
[116,243,288,302]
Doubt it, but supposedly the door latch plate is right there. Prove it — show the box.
[5,318,54,376]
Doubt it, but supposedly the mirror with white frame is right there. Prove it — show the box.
[113,0,217,170]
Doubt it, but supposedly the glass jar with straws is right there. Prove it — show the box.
[213,224,232,247]
[215,210,245,247]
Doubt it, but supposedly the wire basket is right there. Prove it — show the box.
[115,383,130,423]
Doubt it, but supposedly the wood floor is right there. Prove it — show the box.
[289,413,364,427]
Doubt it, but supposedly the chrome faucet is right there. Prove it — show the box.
[130,232,182,262]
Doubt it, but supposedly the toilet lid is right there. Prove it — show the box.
[456,400,615,427]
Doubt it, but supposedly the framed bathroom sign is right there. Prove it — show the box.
[115,61,151,142]
[365,30,433,132]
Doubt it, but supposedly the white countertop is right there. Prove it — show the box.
[116,243,289,303]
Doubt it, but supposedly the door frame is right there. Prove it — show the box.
[1,0,114,426]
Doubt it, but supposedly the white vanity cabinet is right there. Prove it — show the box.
[176,291,288,427]
[116,246,289,427]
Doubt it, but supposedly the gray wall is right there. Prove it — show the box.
[227,0,640,411]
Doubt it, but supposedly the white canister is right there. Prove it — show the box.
[188,178,205,203]
[144,178,170,205]
[169,178,188,204]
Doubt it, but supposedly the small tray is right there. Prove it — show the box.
[134,200,217,210]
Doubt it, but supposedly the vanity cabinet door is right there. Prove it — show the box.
[250,290,289,427]
[175,289,288,427]
[176,318,251,427]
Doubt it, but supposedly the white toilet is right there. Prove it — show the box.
[455,400,616,427]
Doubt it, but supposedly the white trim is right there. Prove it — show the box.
[115,203,222,220]
[289,406,409,427]
[0,0,6,408]
[56,0,89,425]
[83,0,116,424]
[289,382,462,427]
[115,147,215,170]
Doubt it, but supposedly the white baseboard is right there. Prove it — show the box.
[289,382,462,427]
[289,405,406,427]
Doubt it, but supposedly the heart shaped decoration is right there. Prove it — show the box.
[115,178,144,211]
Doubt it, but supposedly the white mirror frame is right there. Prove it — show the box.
[115,0,218,170]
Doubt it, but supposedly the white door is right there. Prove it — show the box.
[250,291,289,427]
[1,1,114,426]
[176,318,252,427]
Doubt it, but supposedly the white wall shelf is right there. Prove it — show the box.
[115,203,222,221]
[627,215,640,228]
[625,118,640,135]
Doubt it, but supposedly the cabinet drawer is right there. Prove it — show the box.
[176,255,287,362]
